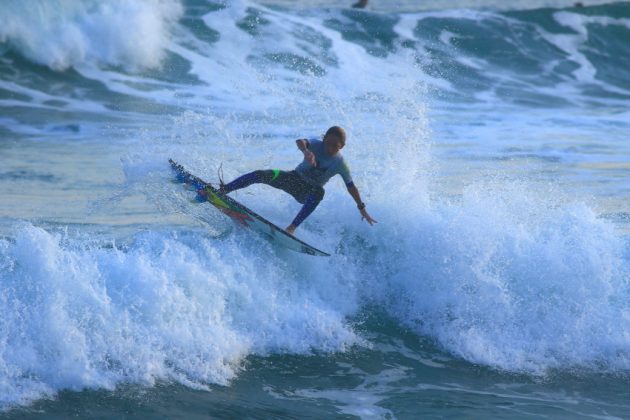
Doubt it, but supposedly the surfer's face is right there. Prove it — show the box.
[324,135,344,156]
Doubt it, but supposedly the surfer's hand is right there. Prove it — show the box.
[360,208,377,225]
[303,149,317,167]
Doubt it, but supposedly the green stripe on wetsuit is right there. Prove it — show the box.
[272,169,280,181]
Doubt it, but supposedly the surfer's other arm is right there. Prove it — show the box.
[347,183,377,225]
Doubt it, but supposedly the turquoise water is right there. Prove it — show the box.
[1,0,629,417]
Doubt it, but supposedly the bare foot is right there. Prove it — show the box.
[285,224,296,235]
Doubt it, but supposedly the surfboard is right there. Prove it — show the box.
[169,159,330,257]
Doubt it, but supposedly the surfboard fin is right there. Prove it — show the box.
[217,162,227,195]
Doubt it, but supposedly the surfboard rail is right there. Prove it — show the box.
[169,159,330,257]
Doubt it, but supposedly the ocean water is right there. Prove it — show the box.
[1,0,629,417]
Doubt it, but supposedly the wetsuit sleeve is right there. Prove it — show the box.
[338,160,353,186]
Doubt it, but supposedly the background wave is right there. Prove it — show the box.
[0,0,182,70]
[1,0,629,117]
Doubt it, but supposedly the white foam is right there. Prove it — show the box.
[551,11,630,94]
[0,0,183,71]
[0,224,359,410]
[358,180,630,375]
[292,366,405,418]
[258,0,615,13]
[2,0,630,410]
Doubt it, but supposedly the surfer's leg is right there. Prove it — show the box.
[222,170,275,193]
[268,170,317,203]
[290,188,325,227]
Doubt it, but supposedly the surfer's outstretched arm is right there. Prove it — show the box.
[347,183,377,225]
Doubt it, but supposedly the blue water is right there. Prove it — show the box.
[1,0,629,417]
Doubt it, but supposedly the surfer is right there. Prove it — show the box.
[219,126,377,235]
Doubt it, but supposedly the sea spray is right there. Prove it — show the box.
[0,224,359,410]
[358,180,630,374]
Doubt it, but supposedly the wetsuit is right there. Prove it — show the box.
[222,139,353,227]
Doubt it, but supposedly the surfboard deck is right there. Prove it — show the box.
[169,159,330,257]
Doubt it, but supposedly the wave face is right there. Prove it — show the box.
[0,0,629,414]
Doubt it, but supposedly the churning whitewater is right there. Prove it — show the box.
[1,0,629,416]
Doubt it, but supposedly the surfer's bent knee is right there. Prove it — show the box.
[312,186,324,202]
